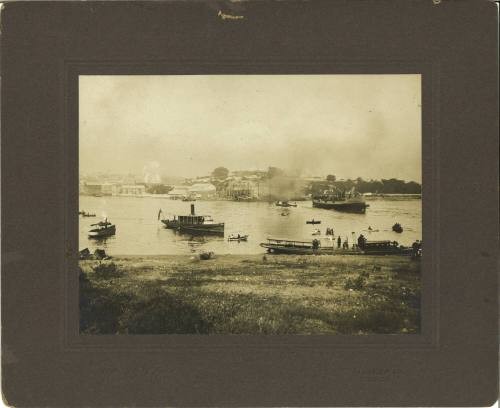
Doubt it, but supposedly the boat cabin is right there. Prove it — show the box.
[364,240,398,248]
[174,215,214,225]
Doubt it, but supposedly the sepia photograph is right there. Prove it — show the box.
[79,74,422,335]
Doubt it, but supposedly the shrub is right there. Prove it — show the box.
[344,275,366,290]
[92,262,123,279]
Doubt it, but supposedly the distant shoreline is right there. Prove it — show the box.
[79,193,422,200]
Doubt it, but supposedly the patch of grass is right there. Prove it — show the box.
[80,255,421,335]
[92,262,123,279]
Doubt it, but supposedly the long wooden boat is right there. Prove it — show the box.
[159,204,224,235]
[260,238,360,255]
[260,238,413,256]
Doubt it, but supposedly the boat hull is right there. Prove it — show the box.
[162,220,224,235]
[312,200,368,213]
[178,224,225,235]
[88,226,116,238]
[260,243,362,255]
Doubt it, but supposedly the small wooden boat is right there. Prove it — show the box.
[275,201,297,207]
[228,234,249,241]
[82,212,96,217]
[306,219,321,225]
[311,229,321,235]
[392,223,403,233]
[88,219,116,238]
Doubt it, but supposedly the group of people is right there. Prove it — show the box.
[336,235,350,249]
[412,240,423,257]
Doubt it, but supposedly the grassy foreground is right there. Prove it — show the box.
[79,254,421,335]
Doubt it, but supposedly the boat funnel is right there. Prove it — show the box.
[191,204,195,215]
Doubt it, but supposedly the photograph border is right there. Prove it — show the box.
[2,2,497,406]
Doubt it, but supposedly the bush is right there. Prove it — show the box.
[92,262,123,279]
[344,275,366,290]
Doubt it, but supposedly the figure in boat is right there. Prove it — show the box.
[158,204,224,235]
[228,233,249,241]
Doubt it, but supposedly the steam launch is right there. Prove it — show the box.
[159,204,225,235]
[312,187,368,213]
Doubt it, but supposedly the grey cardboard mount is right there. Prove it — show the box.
[1,1,498,406]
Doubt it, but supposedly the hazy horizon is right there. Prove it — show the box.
[80,75,422,182]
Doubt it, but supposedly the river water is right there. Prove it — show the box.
[79,196,422,255]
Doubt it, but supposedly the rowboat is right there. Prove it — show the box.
[306,219,321,224]
[275,201,297,207]
[228,234,249,241]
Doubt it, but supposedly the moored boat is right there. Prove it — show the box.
[260,238,412,256]
[159,204,224,235]
[261,238,358,255]
[275,200,297,207]
[306,219,321,225]
[228,234,249,241]
[312,188,368,213]
[88,219,116,238]
[362,240,412,255]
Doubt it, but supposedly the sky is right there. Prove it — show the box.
[80,74,421,182]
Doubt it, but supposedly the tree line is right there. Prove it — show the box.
[308,175,421,195]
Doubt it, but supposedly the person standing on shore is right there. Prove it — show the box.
[358,234,366,249]
[337,235,341,248]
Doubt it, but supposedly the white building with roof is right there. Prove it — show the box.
[167,186,190,199]
[189,183,217,199]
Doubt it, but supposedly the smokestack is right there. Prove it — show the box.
[191,204,195,215]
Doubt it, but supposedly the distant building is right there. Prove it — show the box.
[224,180,259,199]
[189,183,217,199]
[81,182,112,196]
[168,186,190,199]
[118,185,146,196]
